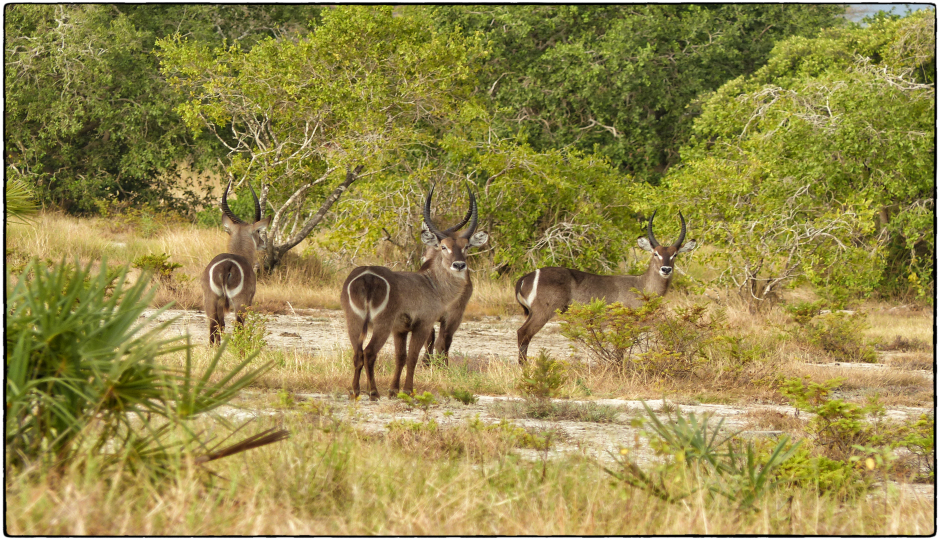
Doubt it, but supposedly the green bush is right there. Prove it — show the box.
[229,308,270,360]
[517,350,568,400]
[132,253,183,284]
[604,402,801,511]
[448,388,478,405]
[803,312,877,363]
[5,258,274,474]
[559,297,753,381]
[558,295,664,366]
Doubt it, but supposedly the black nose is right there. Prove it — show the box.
[452,261,467,271]
[661,266,672,275]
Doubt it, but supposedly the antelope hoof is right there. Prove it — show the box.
[388,389,400,399]
[369,393,379,402]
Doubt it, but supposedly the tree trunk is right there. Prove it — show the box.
[261,165,364,274]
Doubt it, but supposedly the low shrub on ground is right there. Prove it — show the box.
[133,253,184,284]
[558,296,771,386]
[229,308,270,360]
[780,376,934,483]
[517,350,568,400]
[490,399,624,424]
[784,302,877,363]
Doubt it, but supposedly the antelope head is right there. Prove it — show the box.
[220,179,271,255]
[420,185,488,277]
[636,211,697,279]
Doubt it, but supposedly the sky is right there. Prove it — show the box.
[843,3,933,22]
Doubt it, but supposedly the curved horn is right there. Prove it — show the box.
[443,185,474,234]
[248,182,262,222]
[460,190,479,239]
[647,210,660,248]
[423,185,447,239]
[673,211,687,248]
[221,179,247,225]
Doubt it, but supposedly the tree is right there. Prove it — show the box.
[428,5,845,184]
[158,6,485,272]
[661,10,935,306]
[321,135,649,275]
[4,4,319,215]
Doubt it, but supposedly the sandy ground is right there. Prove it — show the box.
[142,307,935,501]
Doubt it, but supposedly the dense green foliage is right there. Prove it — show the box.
[661,10,935,303]
[4,5,320,214]
[5,5,934,299]
[158,6,485,270]
[429,5,844,183]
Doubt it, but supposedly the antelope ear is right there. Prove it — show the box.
[421,230,440,247]
[637,236,654,252]
[253,216,271,233]
[677,239,697,253]
[468,231,488,248]
[222,213,235,234]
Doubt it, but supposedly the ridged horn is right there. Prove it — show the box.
[460,190,478,239]
[221,179,247,225]
[423,185,447,239]
[647,210,660,248]
[248,182,261,222]
[443,185,475,234]
[673,211,687,249]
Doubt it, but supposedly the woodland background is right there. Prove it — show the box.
[6,5,935,306]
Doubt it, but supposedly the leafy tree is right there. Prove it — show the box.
[4,4,319,215]
[158,6,486,271]
[661,10,935,306]
[321,135,648,275]
[428,5,845,184]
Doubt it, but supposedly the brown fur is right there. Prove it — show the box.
[514,215,696,363]
[341,190,487,399]
[201,190,271,345]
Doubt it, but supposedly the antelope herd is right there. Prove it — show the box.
[204,183,696,399]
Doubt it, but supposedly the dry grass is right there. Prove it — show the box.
[6,213,936,535]
[5,411,935,535]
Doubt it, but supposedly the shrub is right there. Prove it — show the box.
[559,297,755,382]
[806,312,877,363]
[5,258,276,474]
[133,253,183,284]
[780,376,932,483]
[517,350,568,400]
[229,308,270,359]
[558,295,664,366]
[448,388,478,405]
[604,402,801,511]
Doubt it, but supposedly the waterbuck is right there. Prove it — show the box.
[514,211,696,363]
[419,189,476,366]
[341,186,488,400]
[202,180,271,345]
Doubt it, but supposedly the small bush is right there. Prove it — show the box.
[229,308,270,359]
[133,253,183,284]
[517,350,568,400]
[448,388,478,405]
[558,295,664,365]
[803,312,877,363]
[491,399,624,423]
[559,297,756,382]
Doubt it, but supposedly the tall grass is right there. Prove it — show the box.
[6,412,934,535]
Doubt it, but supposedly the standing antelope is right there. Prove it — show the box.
[341,186,488,400]
[420,188,475,366]
[515,211,696,363]
[202,180,271,345]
